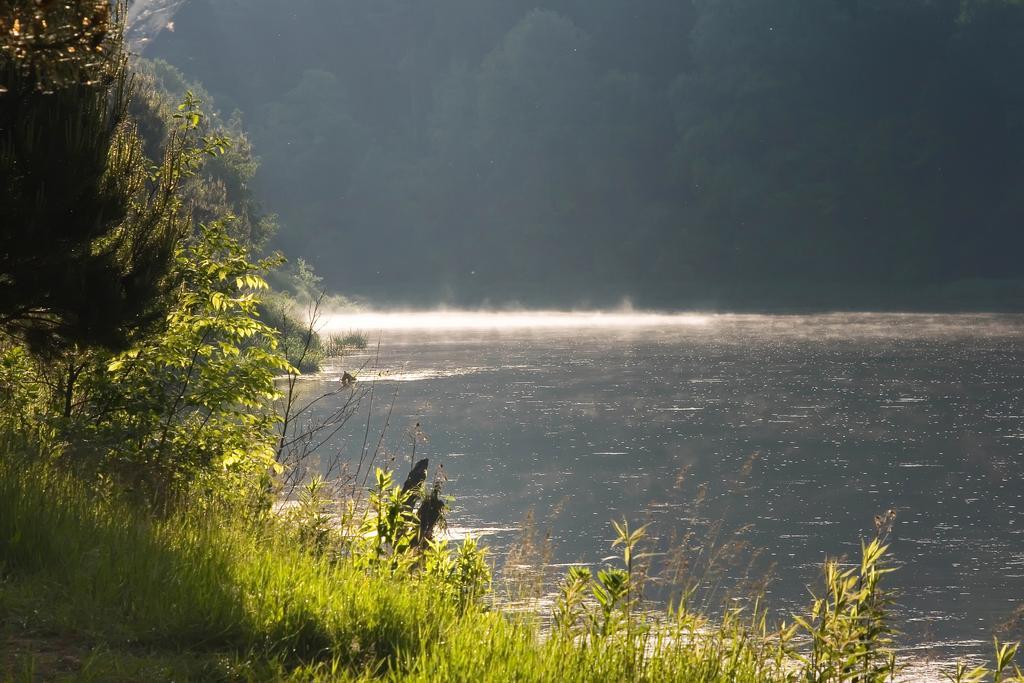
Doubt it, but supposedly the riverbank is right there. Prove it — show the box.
[1,455,1018,682]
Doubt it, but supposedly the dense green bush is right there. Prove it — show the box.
[0,216,292,510]
[63,222,291,508]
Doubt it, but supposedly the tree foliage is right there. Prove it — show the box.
[147,0,1024,306]
[65,223,291,507]
[130,58,280,250]
[1,0,113,89]
[0,4,308,509]
[0,2,202,353]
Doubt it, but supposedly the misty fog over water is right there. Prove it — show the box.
[299,313,1024,657]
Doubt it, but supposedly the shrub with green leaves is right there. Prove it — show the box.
[66,222,291,508]
[0,344,46,439]
[424,536,492,612]
[286,466,492,612]
[788,538,898,682]
[552,520,650,640]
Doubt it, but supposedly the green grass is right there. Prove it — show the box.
[0,456,1019,682]
[0,458,448,680]
[0,457,790,682]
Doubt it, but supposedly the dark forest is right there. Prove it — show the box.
[148,0,1024,308]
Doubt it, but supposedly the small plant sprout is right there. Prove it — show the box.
[612,518,651,627]
[553,565,592,635]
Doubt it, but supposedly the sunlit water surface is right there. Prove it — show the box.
[298,312,1024,674]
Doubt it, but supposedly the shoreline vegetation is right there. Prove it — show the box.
[2,452,1022,682]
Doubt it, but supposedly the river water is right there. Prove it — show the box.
[298,312,1024,668]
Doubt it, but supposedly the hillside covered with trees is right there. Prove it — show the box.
[147,0,1024,307]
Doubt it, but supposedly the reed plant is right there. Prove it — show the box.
[322,332,370,358]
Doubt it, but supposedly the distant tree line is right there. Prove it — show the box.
[150,0,1024,307]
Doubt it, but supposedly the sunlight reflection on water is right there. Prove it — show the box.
[296,312,1024,677]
